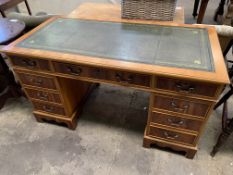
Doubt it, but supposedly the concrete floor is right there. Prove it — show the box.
[0,0,233,175]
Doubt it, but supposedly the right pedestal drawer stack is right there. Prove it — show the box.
[143,76,223,159]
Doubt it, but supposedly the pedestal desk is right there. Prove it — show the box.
[1,16,229,159]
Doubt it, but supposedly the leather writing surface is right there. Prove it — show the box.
[17,18,214,71]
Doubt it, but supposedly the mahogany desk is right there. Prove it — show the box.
[1,16,229,159]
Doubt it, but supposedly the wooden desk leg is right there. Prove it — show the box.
[197,0,210,24]
[0,10,6,17]
[193,0,200,18]
[24,0,32,15]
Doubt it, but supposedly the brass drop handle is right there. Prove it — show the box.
[175,82,195,93]
[22,59,37,67]
[37,92,48,100]
[95,69,103,77]
[43,105,54,112]
[31,78,43,86]
[170,101,189,113]
[95,69,101,74]
[66,66,82,76]
[167,118,184,127]
[164,132,179,140]
[115,73,133,84]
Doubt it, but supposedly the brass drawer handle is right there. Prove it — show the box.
[36,92,48,100]
[164,131,179,140]
[30,78,43,86]
[22,59,37,67]
[66,66,82,76]
[167,118,184,127]
[115,73,133,84]
[95,69,101,73]
[95,69,102,76]
[175,82,195,93]
[42,105,54,112]
[170,101,189,113]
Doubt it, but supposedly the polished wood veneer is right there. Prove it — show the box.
[155,77,219,98]
[53,61,151,88]
[17,72,57,90]
[32,100,66,116]
[11,56,51,71]
[148,125,197,145]
[25,88,62,104]
[150,111,202,132]
[153,94,211,118]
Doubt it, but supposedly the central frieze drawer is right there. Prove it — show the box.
[153,94,211,118]
[53,62,151,87]
[25,88,62,104]
[148,125,197,145]
[53,62,107,79]
[17,72,57,90]
[32,101,66,116]
[150,111,202,132]
[155,77,219,98]
[10,56,50,71]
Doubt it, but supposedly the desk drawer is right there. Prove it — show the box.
[25,88,62,104]
[150,112,202,132]
[155,77,219,98]
[53,62,106,79]
[153,94,211,118]
[10,56,50,71]
[32,101,66,116]
[106,70,151,87]
[17,72,57,90]
[53,62,151,88]
[148,125,196,145]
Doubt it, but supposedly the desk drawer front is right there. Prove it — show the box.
[25,88,62,104]
[17,73,57,90]
[150,112,202,132]
[106,70,150,87]
[148,125,196,145]
[53,62,106,79]
[11,56,50,71]
[153,94,211,117]
[53,62,151,87]
[32,101,66,116]
[155,77,219,98]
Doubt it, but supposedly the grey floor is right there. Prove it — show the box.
[1,0,233,175]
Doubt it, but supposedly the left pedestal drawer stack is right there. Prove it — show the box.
[8,55,91,129]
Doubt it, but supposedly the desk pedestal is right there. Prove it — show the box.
[7,55,223,159]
